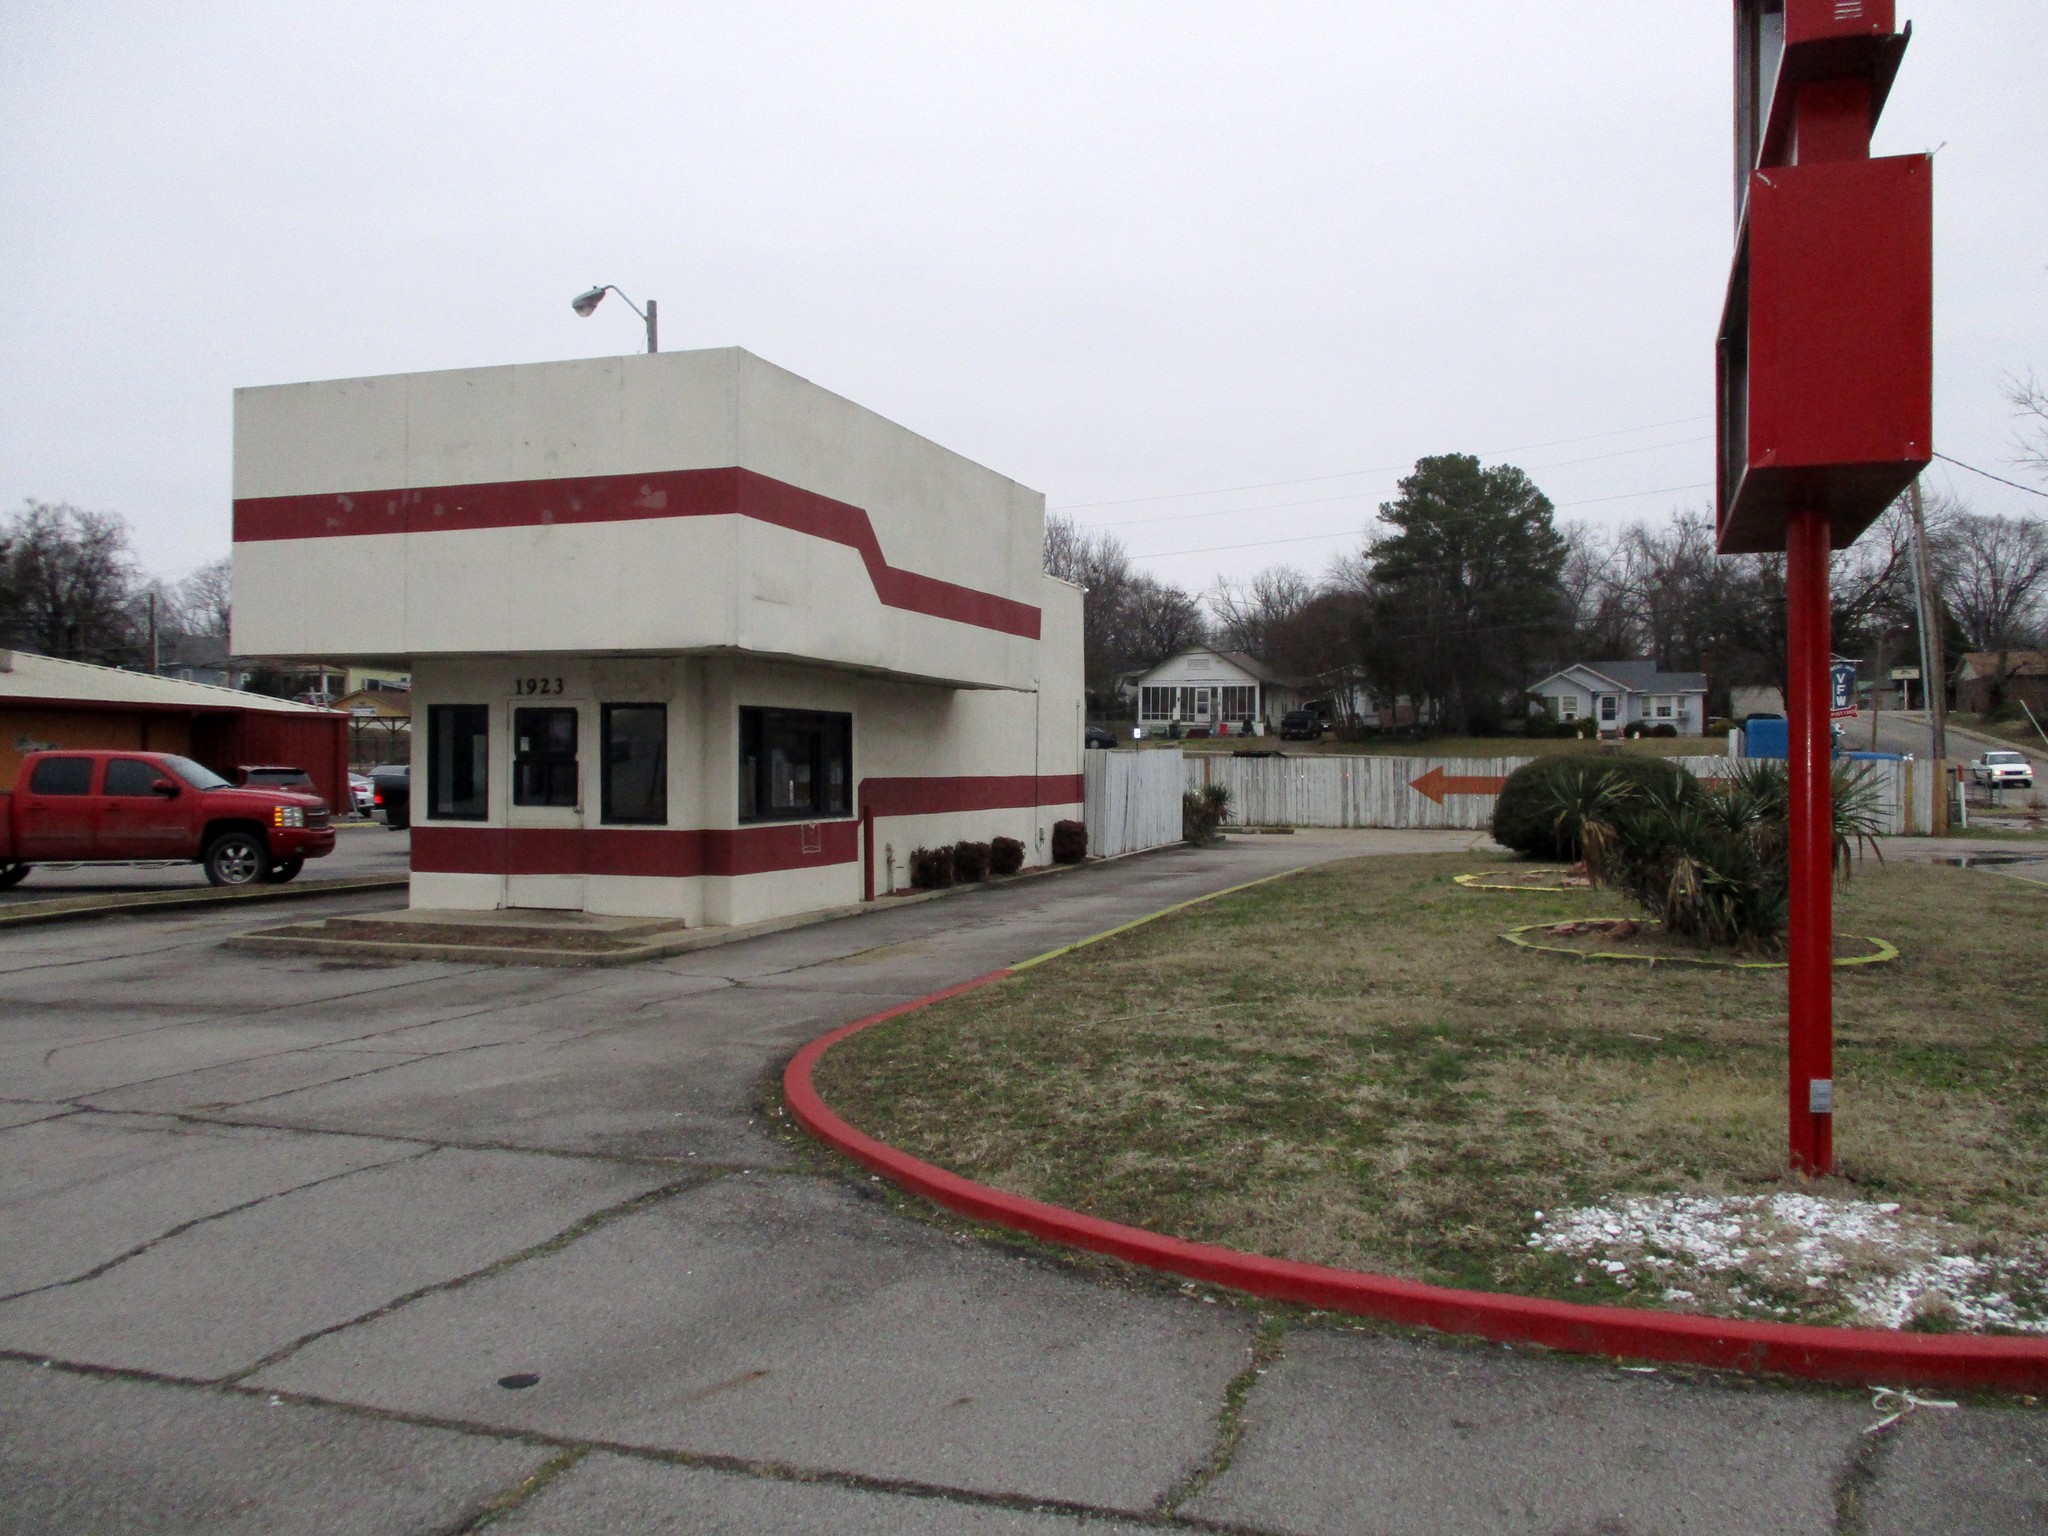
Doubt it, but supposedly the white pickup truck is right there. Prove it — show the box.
[1969,750,2036,790]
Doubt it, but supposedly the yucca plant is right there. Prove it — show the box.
[1530,760,1654,869]
[1579,758,1885,951]
[1182,782,1233,847]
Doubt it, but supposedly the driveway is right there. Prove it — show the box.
[1,831,2040,1534]
[0,824,409,904]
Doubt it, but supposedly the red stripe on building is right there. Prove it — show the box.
[410,775,1080,885]
[411,822,859,878]
[232,467,1041,639]
[859,774,1083,818]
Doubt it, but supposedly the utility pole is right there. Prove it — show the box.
[1906,477,1947,763]
[147,591,159,675]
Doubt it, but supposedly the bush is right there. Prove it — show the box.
[1492,752,1698,860]
[907,846,954,889]
[990,835,1026,876]
[952,840,991,883]
[1623,720,1647,739]
[1579,760,1886,949]
[1052,819,1087,864]
[1649,722,1679,738]
[1523,713,1560,739]
[1467,716,1500,738]
[1182,782,1232,846]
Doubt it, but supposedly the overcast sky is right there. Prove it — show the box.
[2,2,2042,597]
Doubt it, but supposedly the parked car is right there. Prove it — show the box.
[234,764,317,792]
[371,763,411,829]
[1084,724,1114,750]
[1970,750,2036,790]
[0,750,335,888]
[1278,709,1325,741]
[348,772,375,815]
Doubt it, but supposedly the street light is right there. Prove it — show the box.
[570,284,657,353]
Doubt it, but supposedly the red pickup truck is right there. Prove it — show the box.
[0,750,336,889]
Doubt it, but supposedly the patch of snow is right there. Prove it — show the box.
[1529,1192,2048,1333]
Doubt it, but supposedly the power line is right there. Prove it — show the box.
[1085,435,1711,531]
[1049,414,1713,511]
[1127,482,1713,562]
[1933,451,2048,501]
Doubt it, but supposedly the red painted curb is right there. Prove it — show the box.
[786,970,2048,1395]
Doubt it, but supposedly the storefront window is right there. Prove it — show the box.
[601,704,666,825]
[513,707,579,808]
[738,708,851,823]
[429,704,490,819]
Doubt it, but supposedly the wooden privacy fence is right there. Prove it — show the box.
[1180,752,1940,836]
[1084,747,1187,857]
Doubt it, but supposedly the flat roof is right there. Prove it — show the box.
[0,650,340,716]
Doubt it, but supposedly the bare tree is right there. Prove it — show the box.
[1558,523,1635,661]
[2009,371,2048,483]
[1125,577,1207,666]
[1932,504,2048,712]
[1936,508,2048,653]
[180,557,233,639]
[0,501,143,664]
[1208,565,1313,660]
[1043,512,1206,709]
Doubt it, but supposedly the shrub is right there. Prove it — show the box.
[1523,713,1560,739]
[1467,716,1500,738]
[1579,760,1886,949]
[1623,720,1647,739]
[1182,782,1232,846]
[1649,722,1679,738]
[990,835,1026,875]
[952,840,992,883]
[1492,752,1698,860]
[907,846,953,889]
[1052,819,1087,864]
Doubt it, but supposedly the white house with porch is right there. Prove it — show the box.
[1528,660,1709,737]
[1130,648,1303,736]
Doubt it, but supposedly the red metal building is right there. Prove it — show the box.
[0,649,350,813]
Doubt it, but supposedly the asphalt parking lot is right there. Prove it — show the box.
[0,823,409,905]
[2,830,2043,1534]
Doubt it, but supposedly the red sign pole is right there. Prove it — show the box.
[1719,0,1929,1176]
[1785,508,1834,1175]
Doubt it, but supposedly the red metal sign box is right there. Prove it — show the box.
[1715,153,1931,553]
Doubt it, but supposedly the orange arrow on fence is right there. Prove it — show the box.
[1408,766,1507,805]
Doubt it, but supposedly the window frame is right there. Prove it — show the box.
[428,703,492,821]
[737,706,853,824]
[600,702,668,826]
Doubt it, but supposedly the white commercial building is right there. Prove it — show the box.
[232,348,1084,925]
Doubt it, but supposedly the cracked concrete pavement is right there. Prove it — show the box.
[2,831,2042,1534]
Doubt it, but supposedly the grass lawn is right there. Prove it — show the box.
[814,852,2048,1332]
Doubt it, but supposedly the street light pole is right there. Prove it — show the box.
[570,285,658,353]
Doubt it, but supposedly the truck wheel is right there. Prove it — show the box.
[0,863,29,888]
[203,832,268,887]
[264,857,304,884]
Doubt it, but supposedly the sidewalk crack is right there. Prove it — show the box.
[0,1147,433,1306]
[219,1176,705,1385]
[439,1447,587,1534]
[1158,1313,1288,1518]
